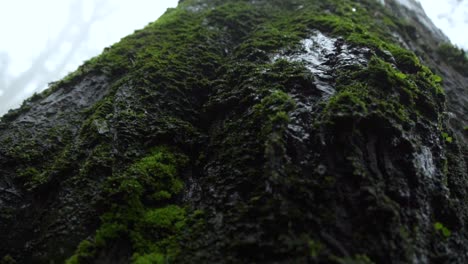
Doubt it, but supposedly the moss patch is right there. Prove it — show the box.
[437,43,468,76]
[66,147,200,263]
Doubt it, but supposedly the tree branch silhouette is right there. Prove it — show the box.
[0,0,111,115]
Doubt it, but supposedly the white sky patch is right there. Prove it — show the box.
[419,0,468,49]
[24,82,36,94]
[0,0,178,78]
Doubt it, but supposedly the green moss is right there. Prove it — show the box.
[251,89,298,182]
[437,43,468,76]
[325,88,368,117]
[13,0,213,115]
[254,90,296,120]
[323,53,443,129]
[333,254,375,264]
[252,89,296,151]
[254,90,295,131]
[131,205,188,260]
[293,1,446,115]
[0,92,45,123]
[78,143,114,178]
[311,14,382,49]
[95,223,128,248]
[142,205,186,230]
[65,240,95,264]
[17,167,41,180]
[103,146,188,208]
[121,147,187,202]
[441,132,453,143]
[0,104,31,123]
[434,222,451,238]
[308,240,324,258]
[16,167,49,191]
[132,253,165,264]
[206,1,264,43]
[79,97,114,145]
[6,138,42,163]
[324,61,389,122]
[9,129,75,192]
[2,0,459,262]
[387,45,422,73]
[67,147,196,263]
[0,255,16,264]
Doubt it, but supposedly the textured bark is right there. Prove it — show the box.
[0,0,467,263]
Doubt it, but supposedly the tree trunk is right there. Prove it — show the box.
[0,0,467,263]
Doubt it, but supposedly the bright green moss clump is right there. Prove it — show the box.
[434,222,451,238]
[324,55,444,128]
[110,147,186,203]
[66,147,198,264]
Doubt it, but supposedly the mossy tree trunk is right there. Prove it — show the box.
[0,0,467,263]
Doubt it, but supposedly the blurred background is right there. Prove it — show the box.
[0,0,466,115]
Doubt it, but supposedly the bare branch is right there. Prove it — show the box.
[0,0,112,114]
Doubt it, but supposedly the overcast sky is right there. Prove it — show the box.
[0,0,466,115]
[420,0,468,48]
[0,0,178,81]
